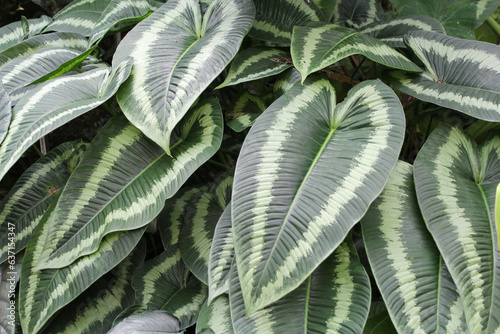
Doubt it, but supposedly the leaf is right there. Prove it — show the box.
[226,91,267,132]
[475,0,500,27]
[232,77,405,314]
[229,236,371,333]
[496,183,500,252]
[414,123,500,333]
[113,0,254,154]
[361,161,468,333]
[217,47,292,89]
[272,67,302,99]
[0,16,52,53]
[291,23,421,82]
[108,311,182,334]
[35,98,222,270]
[181,173,233,284]
[19,200,146,334]
[359,15,445,47]
[331,0,383,28]
[196,295,234,334]
[0,141,88,264]
[0,81,11,144]
[0,254,22,334]
[312,0,336,21]
[387,31,500,122]
[249,0,325,46]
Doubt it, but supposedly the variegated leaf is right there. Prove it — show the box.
[217,47,292,89]
[230,236,371,333]
[331,0,383,29]
[387,31,500,122]
[0,81,11,144]
[250,0,325,46]
[312,0,336,21]
[208,204,233,302]
[362,161,468,333]
[0,16,52,53]
[19,199,146,334]
[196,295,234,334]
[41,240,146,334]
[497,183,500,252]
[359,15,445,47]
[232,77,405,314]
[113,0,254,154]
[414,123,500,333]
[291,23,421,82]
[475,0,500,27]
[0,61,131,181]
[181,173,233,284]
[272,67,302,99]
[108,311,182,334]
[0,254,22,334]
[226,91,267,132]
[0,141,88,264]
[35,98,222,270]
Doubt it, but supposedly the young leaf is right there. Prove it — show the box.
[0,16,52,53]
[232,77,405,314]
[226,92,268,132]
[113,0,254,154]
[272,67,302,99]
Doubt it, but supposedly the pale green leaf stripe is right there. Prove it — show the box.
[273,67,302,99]
[361,161,467,333]
[217,47,292,88]
[475,0,499,27]
[331,0,381,28]
[0,254,22,334]
[0,61,131,181]
[35,99,222,270]
[0,80,11,144]
[414,124,500,333]
[226,92,267,132]
[359,15,445,47]
[312,0,336,21]
[250,0,324,46]
[232,78,404,314]
[0,141,87,264]
[0,15,52,53]
[114,0,254,154]
[196,295,235,334]
[19,199,145,334]
[230,237,371,333]
[291,23,421,82]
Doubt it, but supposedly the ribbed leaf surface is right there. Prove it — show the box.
[250,0,324,46]
[0,141,88,264]
[414,123,500,333]
[0,81,11,144]
[196,295,235,334]
[362,161,467,333]
[0,254,22,334]
[291,23,421,81]
[217,47,292,88]
[19,201,145,334]
[113,0,254,154]
[0,62,131,181]
[387,31,500,122]
[0,16,52,53]
[35,98,223,270]
[230,237,371,333]
[232,77,405,314]
[331,0,382,28]
[108,311,182,334]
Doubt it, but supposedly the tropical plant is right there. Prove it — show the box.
[0,0,499,333]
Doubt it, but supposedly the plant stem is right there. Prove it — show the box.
[487,17,500,37]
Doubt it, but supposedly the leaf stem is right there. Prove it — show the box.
[486,17,500,37]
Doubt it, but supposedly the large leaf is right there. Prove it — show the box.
[229,236,371,333]
[34,98,222,270]
[387,31,500,122]
[0,61,131,181]
[362,161,468,333]
[113,0,254,154]
[232,77,405,314]
[414,123,500,333]
[291,23,421,82]
[331,0,383,28]
[108,311,182,334]
[0,141,88,264]
[0,81,11,144]
[0,255,22,334]
[19,200,146,334]
[0,16,52,53]
[249,0,325,46]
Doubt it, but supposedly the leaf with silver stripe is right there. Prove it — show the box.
[387,31,500,122]
[272,67,302,100]
[196,294,235,334]
[19,199,146,334]
[0,16,52,53]
[331,0,383,29]
[230,236,371,333]
[414,123,500,333]
[226,91,268,132]
[0,141,88,265]
[109,311,182,334]
[291,23,421,82]
[0,61,131,181]
[35,98,222,270]
[0,81,11,144]
[362,161,468,333]
[113,0,254,154]
[232,77,405,314]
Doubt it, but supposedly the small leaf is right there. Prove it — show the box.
[331,0,383,29]
[226,91,267,132]
[108,311,182,334]
[0,16,52,53]
[196,295,234,334]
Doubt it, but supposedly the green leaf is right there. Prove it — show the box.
[217,47,292,89]
[496,183,500,253]
[272,67,302,99]
[0,80,11,144]
[113,0,254,154]
[0,255,22,334]
[362,161,468,333]
[331,0,383,28]
[0,16,52,53]
[229,236,371,332]
[414,123,500,333]
[35,98,222,270]
[0,141,88,264]
[359,15,446,47]
[226,91,267,132]
[232,77,405,314]
[250,0,325,46]
[108,311,182,334]
[196,295,234,334]
[19,199,146,334]
[312,0,336,21]
[0,61,131,181]
[291,23,421,82]
[475,0,500,27]
[387,31,500,122]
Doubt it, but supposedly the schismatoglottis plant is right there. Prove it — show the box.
[0,0,499,333]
